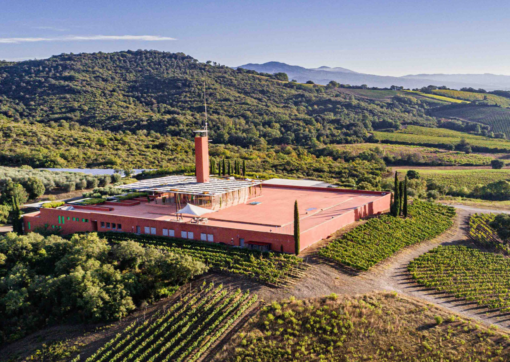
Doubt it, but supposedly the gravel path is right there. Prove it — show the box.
[211,206,510,330]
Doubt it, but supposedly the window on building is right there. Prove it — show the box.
[67,217,70,221]
[201,233,207,241]
[72,217,76,221]
[144,226,151,234]
[163,229,168,236]
[169,229,175,237]
[208,234,214,242]
[117,224,122,230]
[181,231,187,238]
[106,223,111,228]
[101,222,105,228]
[188,232,194,239]
[28,222,31,230]
[112,223,116,229]
[84,219,88,222]
[150,227,156,235]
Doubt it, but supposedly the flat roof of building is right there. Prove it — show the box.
[56,186,388,234]
[118,175,261,196]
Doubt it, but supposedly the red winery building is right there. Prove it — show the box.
[23,132,391,253]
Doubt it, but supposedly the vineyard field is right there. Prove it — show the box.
[395,168,510,190]
[433,89,510,107]
[82,283,257,362]
[98,232,308,286]
[409,245,510,313]
[318,201,456,271]
[404,90,467,103]
[219,293,510,362]
[336,143,494,166]
[373,125,510,152]
[431,105,510,138]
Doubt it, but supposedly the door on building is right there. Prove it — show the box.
[136,226,141,234]
[239,238,245,248]
[91,221,98,232]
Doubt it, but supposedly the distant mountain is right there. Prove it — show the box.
[239,62,510,90]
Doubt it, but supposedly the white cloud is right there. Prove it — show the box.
[0,35,176,44]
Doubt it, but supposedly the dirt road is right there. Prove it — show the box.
[210,206,510,330]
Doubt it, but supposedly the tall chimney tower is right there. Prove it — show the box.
[195,132,210,183]
[195,81,210,183]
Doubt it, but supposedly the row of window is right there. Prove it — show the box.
[142,227,214,242]
[58,216,88,225]
[101,222,122,230]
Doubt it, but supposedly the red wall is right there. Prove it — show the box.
[24,208,296,253]
[24,191,391,254]
[300,193,391,251]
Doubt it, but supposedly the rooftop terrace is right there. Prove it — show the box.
[59,186,387,234]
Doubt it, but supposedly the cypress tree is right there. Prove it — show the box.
[228,160,231,175]
[222,159,226,175]
[242,159,246,176]
[294,200,300,255]
[403,176,409,218]
[11,196,22,234]
[399,181,404,216]
[392,172,399,217]
[394,177,400,217]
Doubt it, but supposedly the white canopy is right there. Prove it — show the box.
[176,203,213,216]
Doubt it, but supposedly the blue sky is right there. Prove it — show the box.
[1,0,510,76]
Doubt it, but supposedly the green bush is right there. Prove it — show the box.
[80,198,106,205]
[41,201,65,209]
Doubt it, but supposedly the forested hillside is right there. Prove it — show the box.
[0,50,436,147]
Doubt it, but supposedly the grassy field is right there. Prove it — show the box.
[432,105,510,138]
[404,90,468,103]
[433,89,510,107]
[373,125,510,152]
[396,168,510,190]
[337,143,495,166]
[218,292,510,362]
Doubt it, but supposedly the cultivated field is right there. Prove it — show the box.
[433,89,510,107]
[396,168,510,190]
[404,90,468,103]
[83,283,257,362]
[374,125,510,152]
[409,245,510,313]
[318,201,455,271]
[432,105,510,138]
[218,292,510,362]
[337,143,495,166]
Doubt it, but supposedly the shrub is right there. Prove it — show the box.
[41,201,65,209]
[434,316,443,325]
[427,190,440,200]
[64,182,75,192]
[112,173,122,183]
[80,198,106,205]
[406,170,420,179]
[24,177,46,200]
[491,159,505,169]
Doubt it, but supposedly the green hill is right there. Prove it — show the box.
[0,51,436,148]
[431,104,510,137]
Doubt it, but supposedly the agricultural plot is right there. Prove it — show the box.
[433,89,510,107]
[432,105,510,138]
[409,245,510,313]
[84,283,258,362]
[396,169,510,190]
[99,232,307,287]
[336,88,399,101]
[219,293,510,362]
[337,143,494,166]
[374,125,510,152]
[404,90,467,103]
[318,201,455,271]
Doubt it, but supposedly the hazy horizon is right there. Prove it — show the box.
[2,0,510,76]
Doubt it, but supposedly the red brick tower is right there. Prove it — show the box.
[195,132,210,183]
